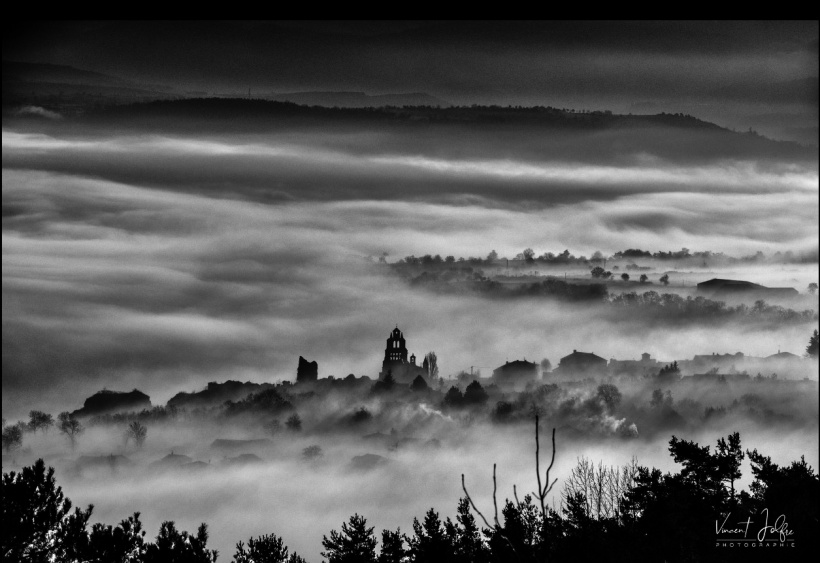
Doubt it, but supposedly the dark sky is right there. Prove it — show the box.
[3,21,815,99]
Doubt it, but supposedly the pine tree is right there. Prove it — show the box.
[1,459,92,563]
[807,329,819,358]
[321,514,377,563]
[377,529,405,563]
[234,533,306,563]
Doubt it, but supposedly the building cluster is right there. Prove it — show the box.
[294,326,811,389]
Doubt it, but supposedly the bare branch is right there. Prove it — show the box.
[493,463,500,527]
[541,428,556,497]
[535,414,545,517]
[535,416,558,519]
[462,473,493,530]
[463,470,520,559]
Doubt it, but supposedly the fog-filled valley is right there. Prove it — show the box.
[3,99,819,562]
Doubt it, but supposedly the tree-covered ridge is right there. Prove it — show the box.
[392,246,816,266]
[392,264,817,324]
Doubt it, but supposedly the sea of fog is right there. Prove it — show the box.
[2,118,818,561]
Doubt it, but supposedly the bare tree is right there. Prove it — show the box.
[28,411,54,433]
[124,421,148,449]
[561,456,638,523]
[2,424,23,454]
[423,352,439,381]
[57,412,84,451]
[461,414,558,557]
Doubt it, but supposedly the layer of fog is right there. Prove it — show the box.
[4,405,817,562]
[3,129,818,417]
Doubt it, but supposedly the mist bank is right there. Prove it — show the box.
[3,163,818,417]
[4,396,818,561]
[6,100,819,165]
[3,105,818,423]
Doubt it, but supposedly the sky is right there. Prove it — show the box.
[3,21,818,142]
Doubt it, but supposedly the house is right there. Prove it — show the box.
[379,326,428,384]
[555,350,607,376]
[492,359,538,387]
[608,352,661,376]
[682,352,745,374]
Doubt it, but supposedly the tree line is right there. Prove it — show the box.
[4,424,817,562]
[392,247,818,267]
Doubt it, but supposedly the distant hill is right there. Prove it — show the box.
[265,91,450,108]
[72,389,151,417]
[83,97,728,132]
[2,60,180,111]
[167,380,277,409]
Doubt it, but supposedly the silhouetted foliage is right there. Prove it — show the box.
[657,361,681,379]
[125,421,148,449]
[224,388,293,416]
[322,514,378,563]
[285,413,302,431]
[233,533,306,563]
[6,425,819,563]
[373,371,396,393]
[406,509,451,562]
[424,352,439,380]
[144,521,217,563]
[650,389,673,409]
[595,384,621,411]
[351,407,373,424]
[57,411,84,450]
[377,529,405,563]
[716,432,744,501]
[807,329,819,358]
[609,292,816,325]
[443,386,464,408]
[494,401,514,421]
[2,425,23,454]
[562,456,638,522]
[302,445,323,461]
[746,448,820,549]
[27,411,54,433]
[2,459,218,562]
[463,381,489,405]
[2,459,92,562]
[410,375,429,392]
